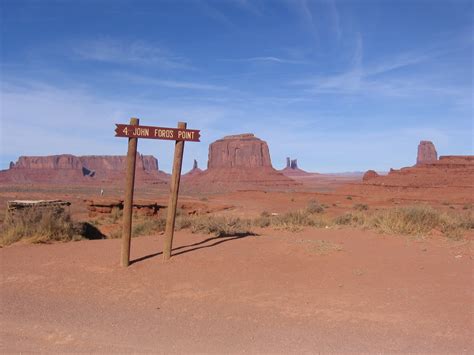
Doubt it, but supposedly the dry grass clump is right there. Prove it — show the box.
[254,209,330,232]
[346,206,473,239]
[334,212,367,227]
[115,214,254,238]
[438,212,474,240]
[189,215,253,237]
[306,200,324,214]
[353,203,369,211]
[1,207,79,246]
[110,207,123,223]
[294,205,473,239]
[369,206,442,236]
[132,217,166,237]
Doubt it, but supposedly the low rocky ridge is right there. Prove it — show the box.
[339,140,474,205]
[84,198,233,217]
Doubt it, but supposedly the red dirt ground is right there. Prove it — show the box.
[1,228,472,353]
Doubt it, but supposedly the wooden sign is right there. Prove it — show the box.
[115,118,200,267]
[115,124,200,142]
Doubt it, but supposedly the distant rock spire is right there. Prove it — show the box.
[286,157,291,169]
[290,159,298,169]
[193,159,198,170]
[417,141,438,165]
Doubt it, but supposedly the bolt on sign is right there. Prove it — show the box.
[115,118,201,267]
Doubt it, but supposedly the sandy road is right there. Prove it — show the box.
[1,228,472,353]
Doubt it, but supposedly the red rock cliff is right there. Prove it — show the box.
[78,154,158,172]
[12,155,83,170]
[208,134,272,169]
[11,154,158,172]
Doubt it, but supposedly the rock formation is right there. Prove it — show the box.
[9,154,159,173]
[417,141,438,165]
[183,159,203,178]
[208,134,272,169]
[183,133,301,193]
[339,155,474,205]
[1,153,167,184]
[280,157,311,177]
[12,154,83,170]
[362,170,380,182]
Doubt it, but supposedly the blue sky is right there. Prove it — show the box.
[1,0,472,173]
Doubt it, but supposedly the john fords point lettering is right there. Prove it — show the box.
[115,124,201,142]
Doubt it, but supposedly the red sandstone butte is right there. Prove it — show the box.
[0,153,167,184]
[417,140,438,165]
[362,170,380,182]
[208,133,272,169]
[183,134,300,193]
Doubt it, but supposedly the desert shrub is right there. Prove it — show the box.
[334,213,353,226]
[353,203,369,211]
[254,212,271,228]
[190,215,253,237]
[331,206,472,239]
[368,206,441,236]
[132,217,166,237]
[334,212,367,227]
[108,228,122,239]
[346,196,353,200]
[110,207,123,223]
[458,213,474,229]
[274,210,315,228]
[175,215,192,230]
[439,211,474,240]
[306,200,324,214]
[1,207,78,246]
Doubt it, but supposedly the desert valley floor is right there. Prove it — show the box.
[1,225,472,352]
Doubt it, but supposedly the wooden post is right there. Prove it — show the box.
[121,117,139,267]
[163,121,187,260]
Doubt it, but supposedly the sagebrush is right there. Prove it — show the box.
[1,207,79,246]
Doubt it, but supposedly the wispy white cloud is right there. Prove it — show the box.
[291,34,471,102]
[225,56,307,64]
[285,0,318,38]
[195,0,235,28]
[230,0,263,16]
[73,38,190,69]
[327,0,342,40]
[115,73,228,91]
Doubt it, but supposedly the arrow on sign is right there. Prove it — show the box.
[115,124,200,142]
